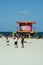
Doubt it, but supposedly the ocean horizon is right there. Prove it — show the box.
[0,32,43,36]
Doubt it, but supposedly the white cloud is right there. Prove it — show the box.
[19,10,29,15]
[19,11,24,14]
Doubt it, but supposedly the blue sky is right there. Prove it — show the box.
[0,0,43,32]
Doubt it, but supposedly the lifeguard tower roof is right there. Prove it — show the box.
[16,21,36,24]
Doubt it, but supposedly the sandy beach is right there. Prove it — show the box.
[0,37,43,65]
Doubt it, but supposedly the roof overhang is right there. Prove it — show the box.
[16,21,36,24]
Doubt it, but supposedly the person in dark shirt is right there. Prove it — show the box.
[21,36,24,48]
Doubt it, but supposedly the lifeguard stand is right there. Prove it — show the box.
[16,21,36,38]
[16,21,36,36]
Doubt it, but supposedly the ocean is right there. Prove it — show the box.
[0,32,43,37]
[0,32,12,36]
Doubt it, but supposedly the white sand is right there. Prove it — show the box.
[0,37,43,65]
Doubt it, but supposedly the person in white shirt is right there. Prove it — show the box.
[14,36,18,48]
[6,35,10,46]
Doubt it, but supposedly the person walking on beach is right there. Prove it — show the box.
[14,36,18,48]
[6,35,10,46]
[21,36,24,48]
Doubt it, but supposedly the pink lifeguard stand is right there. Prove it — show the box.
[16,21,36,33]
